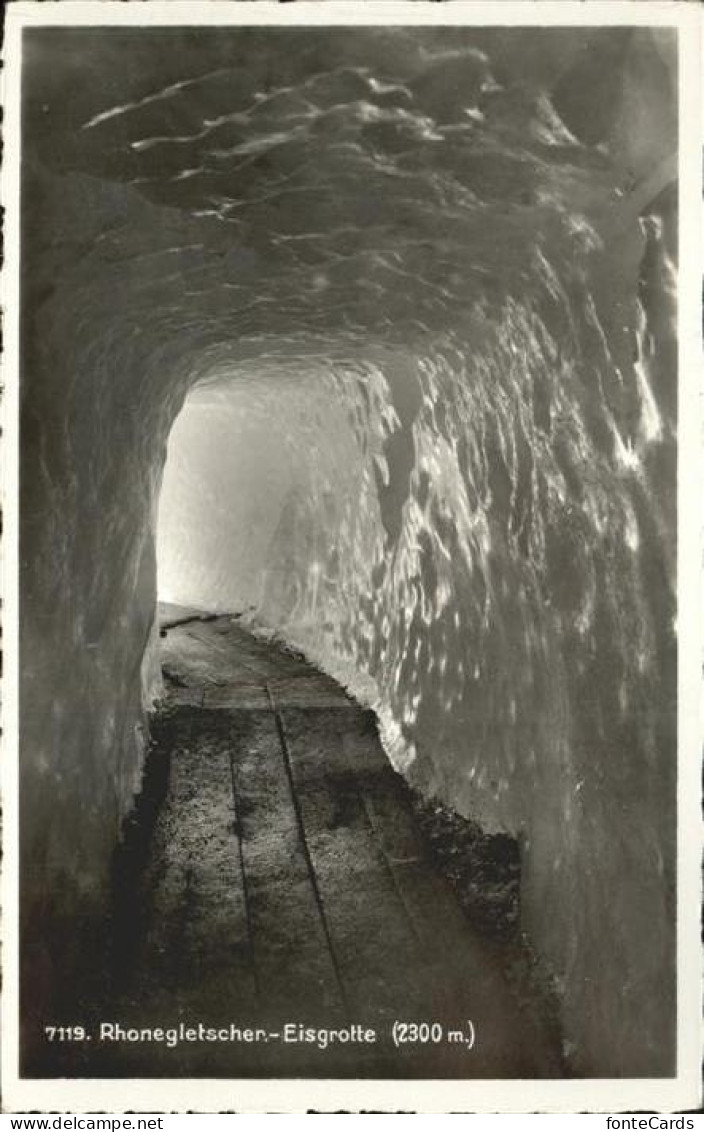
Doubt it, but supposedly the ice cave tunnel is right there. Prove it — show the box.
[20,26,678,1077]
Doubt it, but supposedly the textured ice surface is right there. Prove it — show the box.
[21,28,677,1073]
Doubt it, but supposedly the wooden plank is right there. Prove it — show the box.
[278,705,439,1029]
[136,709,257,1023]
[157,601,208,626]
[268,674,354,709]
[186,621,309,682]
[229,707,347,1026]
[161,683,204,708]
[203,682,269,710]
[342,720,562,1078]
[160,627,227,689]
[170,619,352,706]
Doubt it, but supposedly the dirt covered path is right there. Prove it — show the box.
[68,608,563,1079]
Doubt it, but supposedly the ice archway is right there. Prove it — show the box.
[20,25,677,1076]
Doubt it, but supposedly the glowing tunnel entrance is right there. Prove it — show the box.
[156,381,302,616]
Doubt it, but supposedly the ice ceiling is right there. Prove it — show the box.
[21,26,677,1075]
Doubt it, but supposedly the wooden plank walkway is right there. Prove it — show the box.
[85,609,562,1079]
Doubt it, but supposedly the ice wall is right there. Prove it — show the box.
[22,28,677,1075]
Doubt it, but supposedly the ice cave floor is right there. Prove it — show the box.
[56,609,564,1079]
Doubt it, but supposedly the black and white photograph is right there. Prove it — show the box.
[2,0,701,1114]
